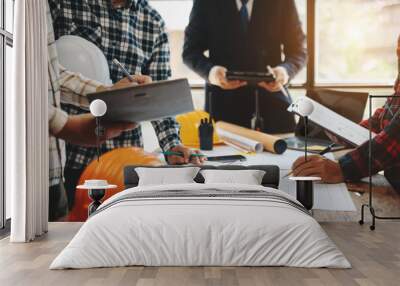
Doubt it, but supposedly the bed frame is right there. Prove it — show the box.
[124,165,280,189]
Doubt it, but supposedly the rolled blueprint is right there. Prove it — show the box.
[216,121,287,154]
[217,128,264,153]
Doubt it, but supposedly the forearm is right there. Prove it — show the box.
[146,30,172,81]
[182,0,213,80]
[182,45,214,80]
[279,49,307,80]
[143,26,181,151]
[59,64,105,108]
[48,105,69,136]
[280,0,307,79]
[339,117,400,181]
[339,150,369,182]
[359,108,384,133]
[152,118,181,152]
[59,65,105,94]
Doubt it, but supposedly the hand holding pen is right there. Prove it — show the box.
[284,143,336,179]
[112,58,152,87]
[162,146,207,165]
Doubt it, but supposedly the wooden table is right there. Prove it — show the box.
[275,134,400,223]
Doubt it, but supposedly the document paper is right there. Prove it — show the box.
[217,128,264,153]
[201,146,356,212]
[305,97,374,146]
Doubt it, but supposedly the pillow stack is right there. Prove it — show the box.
[200,170,265,185]
[136,167,266,186]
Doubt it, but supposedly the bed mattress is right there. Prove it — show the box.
[50,183,351,269]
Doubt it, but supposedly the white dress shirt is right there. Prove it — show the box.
[235,0,254,20]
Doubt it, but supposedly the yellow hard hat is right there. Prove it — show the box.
[176,110,222,148]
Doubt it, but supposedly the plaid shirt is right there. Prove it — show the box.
[339,80,400,187]
[47,3,104,186]
[48,0,181,170]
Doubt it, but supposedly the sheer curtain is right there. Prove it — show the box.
[9,0,48,242]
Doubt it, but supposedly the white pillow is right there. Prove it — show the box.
[136,167,200,186]
[200,169,266,185]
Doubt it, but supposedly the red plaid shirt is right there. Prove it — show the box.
[339,80,400,189]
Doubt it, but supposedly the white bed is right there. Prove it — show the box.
[50,183,350,269]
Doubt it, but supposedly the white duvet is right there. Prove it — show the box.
[50,183,351,269]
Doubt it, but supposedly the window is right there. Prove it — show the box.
[150,0,308,86]
[150,1,200,84]
[316,0,400,85]
[150,0,399,89]
[1,0,14,230]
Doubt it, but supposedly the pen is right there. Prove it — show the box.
[266,65,290,98]
[319,143,336,156]
[112,58,135,82]
[283,143,336,178]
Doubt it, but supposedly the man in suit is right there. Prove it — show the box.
[183,0,307,133]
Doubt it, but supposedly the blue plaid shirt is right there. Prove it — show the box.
[48,0,181,169]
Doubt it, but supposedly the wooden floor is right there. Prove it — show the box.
[0,221,399,286]
[313,177,400,222]
[1,177,399,286]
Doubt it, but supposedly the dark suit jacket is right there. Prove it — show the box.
[183,0,307,133]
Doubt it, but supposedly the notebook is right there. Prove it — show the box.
[288,97,375,147]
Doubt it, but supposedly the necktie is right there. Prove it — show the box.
[240,0,249,33]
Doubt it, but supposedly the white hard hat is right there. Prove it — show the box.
[56,35,112,86]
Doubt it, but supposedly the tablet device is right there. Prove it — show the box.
[284,136,345,153]
[87,78,194,123]
[226,71,275,84]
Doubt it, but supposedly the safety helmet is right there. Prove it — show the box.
[56,35,112,86]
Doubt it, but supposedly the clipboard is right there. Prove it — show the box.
[288,97,376,147]
[87,78,194,123]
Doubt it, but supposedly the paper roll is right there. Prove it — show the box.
[216,121,287,154]
[217,128,264,153]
